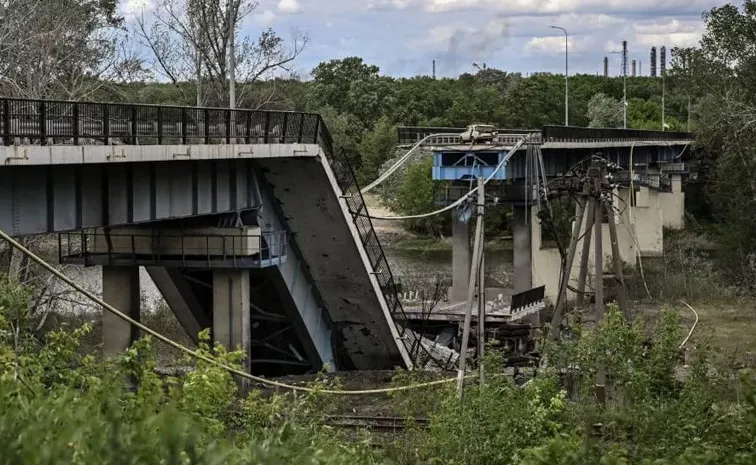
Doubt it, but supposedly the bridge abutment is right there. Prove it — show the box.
[633,187,664,256]
[659,174,685,230]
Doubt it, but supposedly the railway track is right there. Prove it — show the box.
[326,415,429,431]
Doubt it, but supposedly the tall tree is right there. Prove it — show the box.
[587,93,623,128]
[309,57,395,129]
[672,0,756,288]
[0,0,123,99]
[135,0,307,107]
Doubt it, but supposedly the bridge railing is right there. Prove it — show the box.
[58,229,288,268]
[397,125,694,146]
[0,97,321,146]
[397,126,537,145]
[541,125,693,142]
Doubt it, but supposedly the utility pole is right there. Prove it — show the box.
[227,2,237,144]
[611,49,628,128]
[457,177,485,396]
[593,166,606,406]
[549,185,588,340]
[477,234,486,384]
[622,41,628,129]
[662,74,666,131]
[549,25,569,126]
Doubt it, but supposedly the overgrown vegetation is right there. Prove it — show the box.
[2,275,755,464]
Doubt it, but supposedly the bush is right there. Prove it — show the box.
[3,275,756,465]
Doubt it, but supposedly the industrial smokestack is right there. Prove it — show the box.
[632,59,636,77]
[432,59,436,79]
[660,46,667,76]
[603,57,609,77]
[650,47,657,77]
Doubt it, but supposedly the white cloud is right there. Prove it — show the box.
[278,0,301,13]
[369,0,723,15]
[635,31,702,48]
[633,19,704,48]
[525,36,581,54]
[254,8,277,24]
[367,0,410,10]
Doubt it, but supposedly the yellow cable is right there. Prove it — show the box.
[679,300,699,350]
[0,228,474,395]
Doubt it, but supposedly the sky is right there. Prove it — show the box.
[119,0,732,79]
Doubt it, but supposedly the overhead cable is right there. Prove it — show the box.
[363,137,530,221]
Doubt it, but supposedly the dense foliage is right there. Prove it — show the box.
[2,275,755,464]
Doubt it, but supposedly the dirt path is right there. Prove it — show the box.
[362,193,412,241]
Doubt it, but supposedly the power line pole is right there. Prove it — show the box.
[622,41,628,129]
[457,177,485,396]
[478,230,486,384]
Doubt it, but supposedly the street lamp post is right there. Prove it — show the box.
[611,51,628,129]
[549,25,569,126]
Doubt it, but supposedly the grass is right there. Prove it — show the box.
[680,300,756,364]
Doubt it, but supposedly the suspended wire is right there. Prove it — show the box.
[361,132,462,195]
[361,137,531,221]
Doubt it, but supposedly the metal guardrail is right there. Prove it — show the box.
[0,97,321,145]
[58,230,288,268]
[541,125,692,142]
[0,96,413,359]
[422,133,533,147]
[397,125,693,146]
[397,126,535,145]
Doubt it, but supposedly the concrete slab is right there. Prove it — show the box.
[0,143,321,166]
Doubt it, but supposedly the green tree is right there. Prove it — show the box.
[357,116,396,185]
[395,159,447,235]
[309,57,395,130]
[673,0,756,288]
[587,93,623,128]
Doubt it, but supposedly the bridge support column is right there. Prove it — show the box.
[632,187,663,256]
[212,270,251,374]
[102,266,141,357]
[659,174,685,230]
[449,210,472,302]
[513,205,533,294]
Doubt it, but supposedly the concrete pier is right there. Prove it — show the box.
[659,174,685,230]
[102,266,141,357]
[633,187,664,256]
[512,205,533,294]
[449,211,472,302]
[212,270,251,374]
